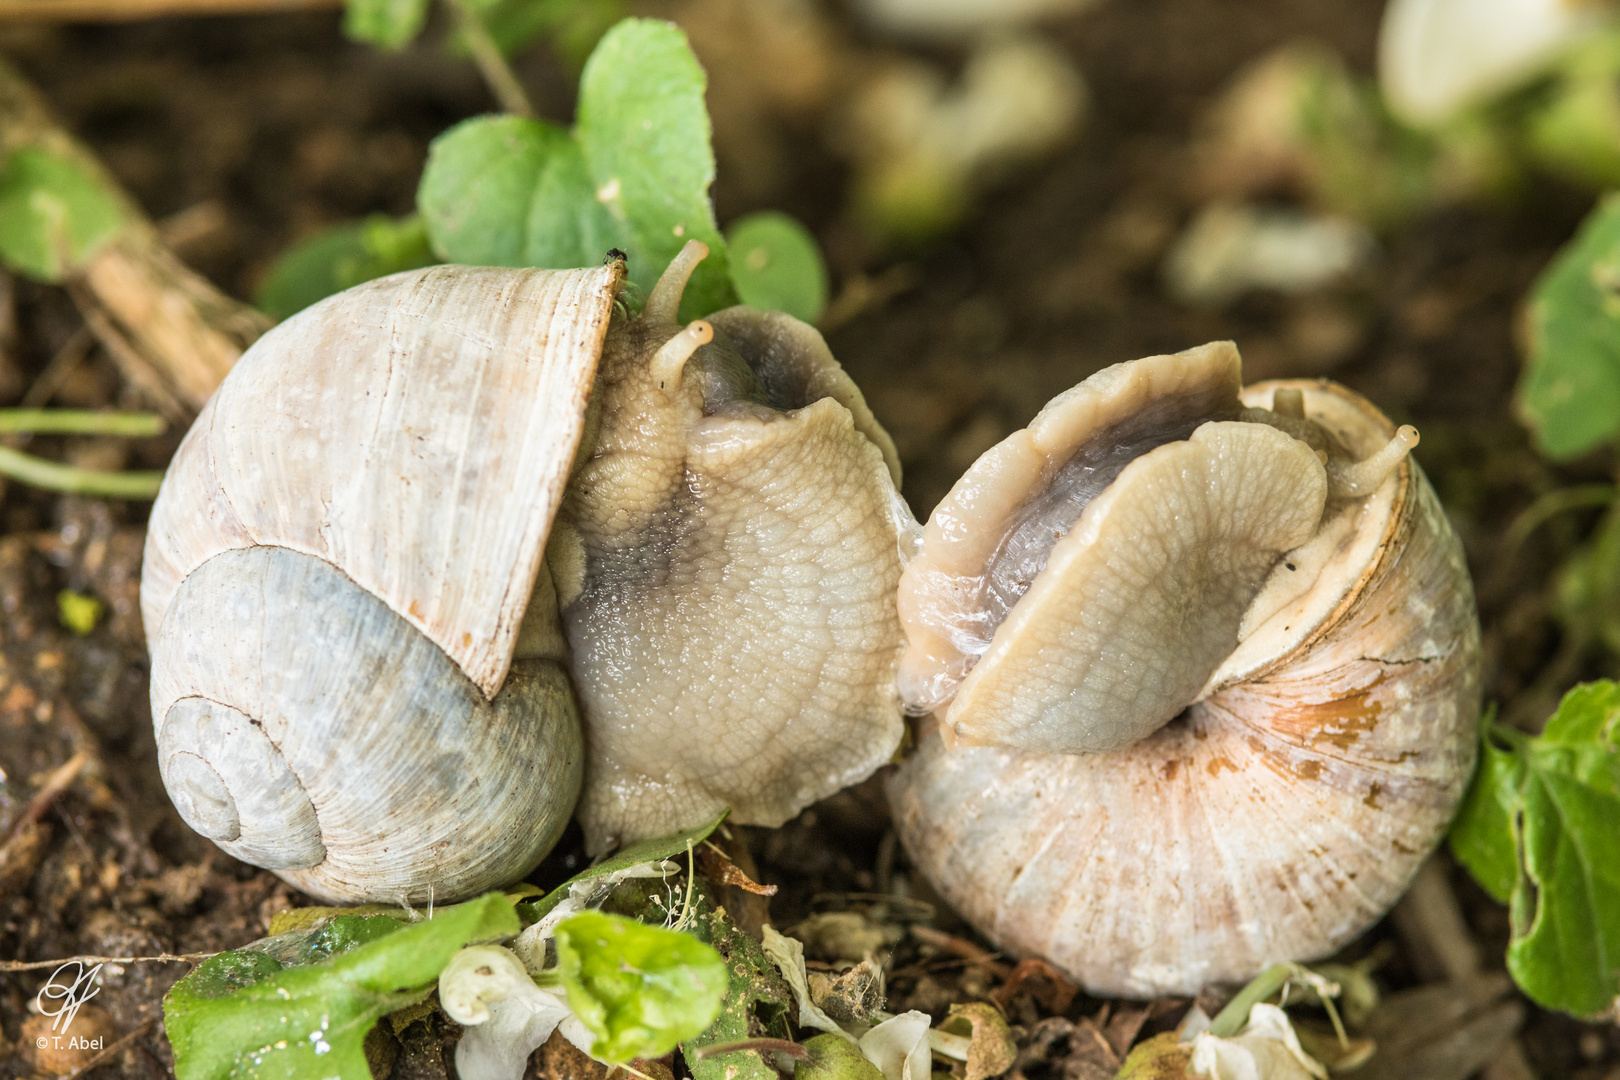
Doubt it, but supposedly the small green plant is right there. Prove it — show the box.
[344,0,622,66]
[1519,193,1620,460]
[1450,684,1620,1017]
[163,817,732,1080]
[0,139,176,498]
[551,911,728,1063]
[264,15,827,326]
[165,896,520,1080]
[0,147,126,281]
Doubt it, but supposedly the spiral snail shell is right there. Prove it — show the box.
[887,341,1481,997]
[142,242,909,903]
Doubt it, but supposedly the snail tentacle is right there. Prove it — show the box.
[643,239,711,323]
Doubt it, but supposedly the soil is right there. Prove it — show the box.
[1,0,1616,1077]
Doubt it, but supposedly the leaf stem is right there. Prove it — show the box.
[1208,962,1294,1038]
[691,1038,809,1061]
[1504,483,1620,556]
[442,0,534,118]
[0,408,167,436]
[0,445,163,498]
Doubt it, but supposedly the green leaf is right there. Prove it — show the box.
[256,215,437,321]
[795,1033,885,1080]
[522,810,726,922]
[1449,716,1522,905]
[683,896,793,1080]
[725,212,827,324]
[575,18,732,319]
[164,893,519,1080]
[553,910,728,1064]
[422,116,566,265]
[418,18,737,320]
[448,0,623,65]
[0,147,126,282]
[343,0,431,48]
[1520,194,1620,459]
[1451,682,1620,1016]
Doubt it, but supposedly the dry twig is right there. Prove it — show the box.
[0,950,216,972]
[0,0,338,20]
[0,59,269,414]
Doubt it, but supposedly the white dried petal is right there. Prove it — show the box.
[1188,1004,1327,1080]
[1378,0,1605,126]
[440,946,536,1026]
[761,926,854,1040]
[858,1010,933,1080]
[440,945,573,1080]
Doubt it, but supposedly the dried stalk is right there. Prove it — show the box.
[0,0,339,20]
[0,58,269,414]
[0,951,216,972]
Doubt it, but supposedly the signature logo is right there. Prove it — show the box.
[34,961,103,1038]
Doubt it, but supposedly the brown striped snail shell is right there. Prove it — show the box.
[142,242,909,903]
[887,341,1481,997]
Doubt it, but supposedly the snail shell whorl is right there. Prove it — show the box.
[142,264,617,902]
[887,375,1481,997]
[152,546,581,903]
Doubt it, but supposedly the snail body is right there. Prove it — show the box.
[143,243,908,903]
[888,343,1480,997]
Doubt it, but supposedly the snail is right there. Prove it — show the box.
[141,241,909,903]
[886,341,1481,997]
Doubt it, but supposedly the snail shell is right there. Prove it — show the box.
[143,244,909,901]
[887,342,1481,997]
[142,265,614,903]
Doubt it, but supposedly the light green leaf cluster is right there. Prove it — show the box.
[1450,681,1620,1016]
[163,895,519,1080]
[256,215,437,320]
[554,910,729,1064]
[345,0,619,60]
[419,19,727,320]
[0,147,127,282]
[454,0,622,64]
[418,18,825,323]
[1519,194,1620,459]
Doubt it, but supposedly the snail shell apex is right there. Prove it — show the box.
[888,346,1481,997]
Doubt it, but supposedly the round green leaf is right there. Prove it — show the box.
[554,910,728,1064]
[0,147,126,282]
[726,212,828,324]
[1520,193,1620,459]
[256,215,436,321]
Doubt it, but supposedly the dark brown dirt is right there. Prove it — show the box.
[1,0,1615,1077]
